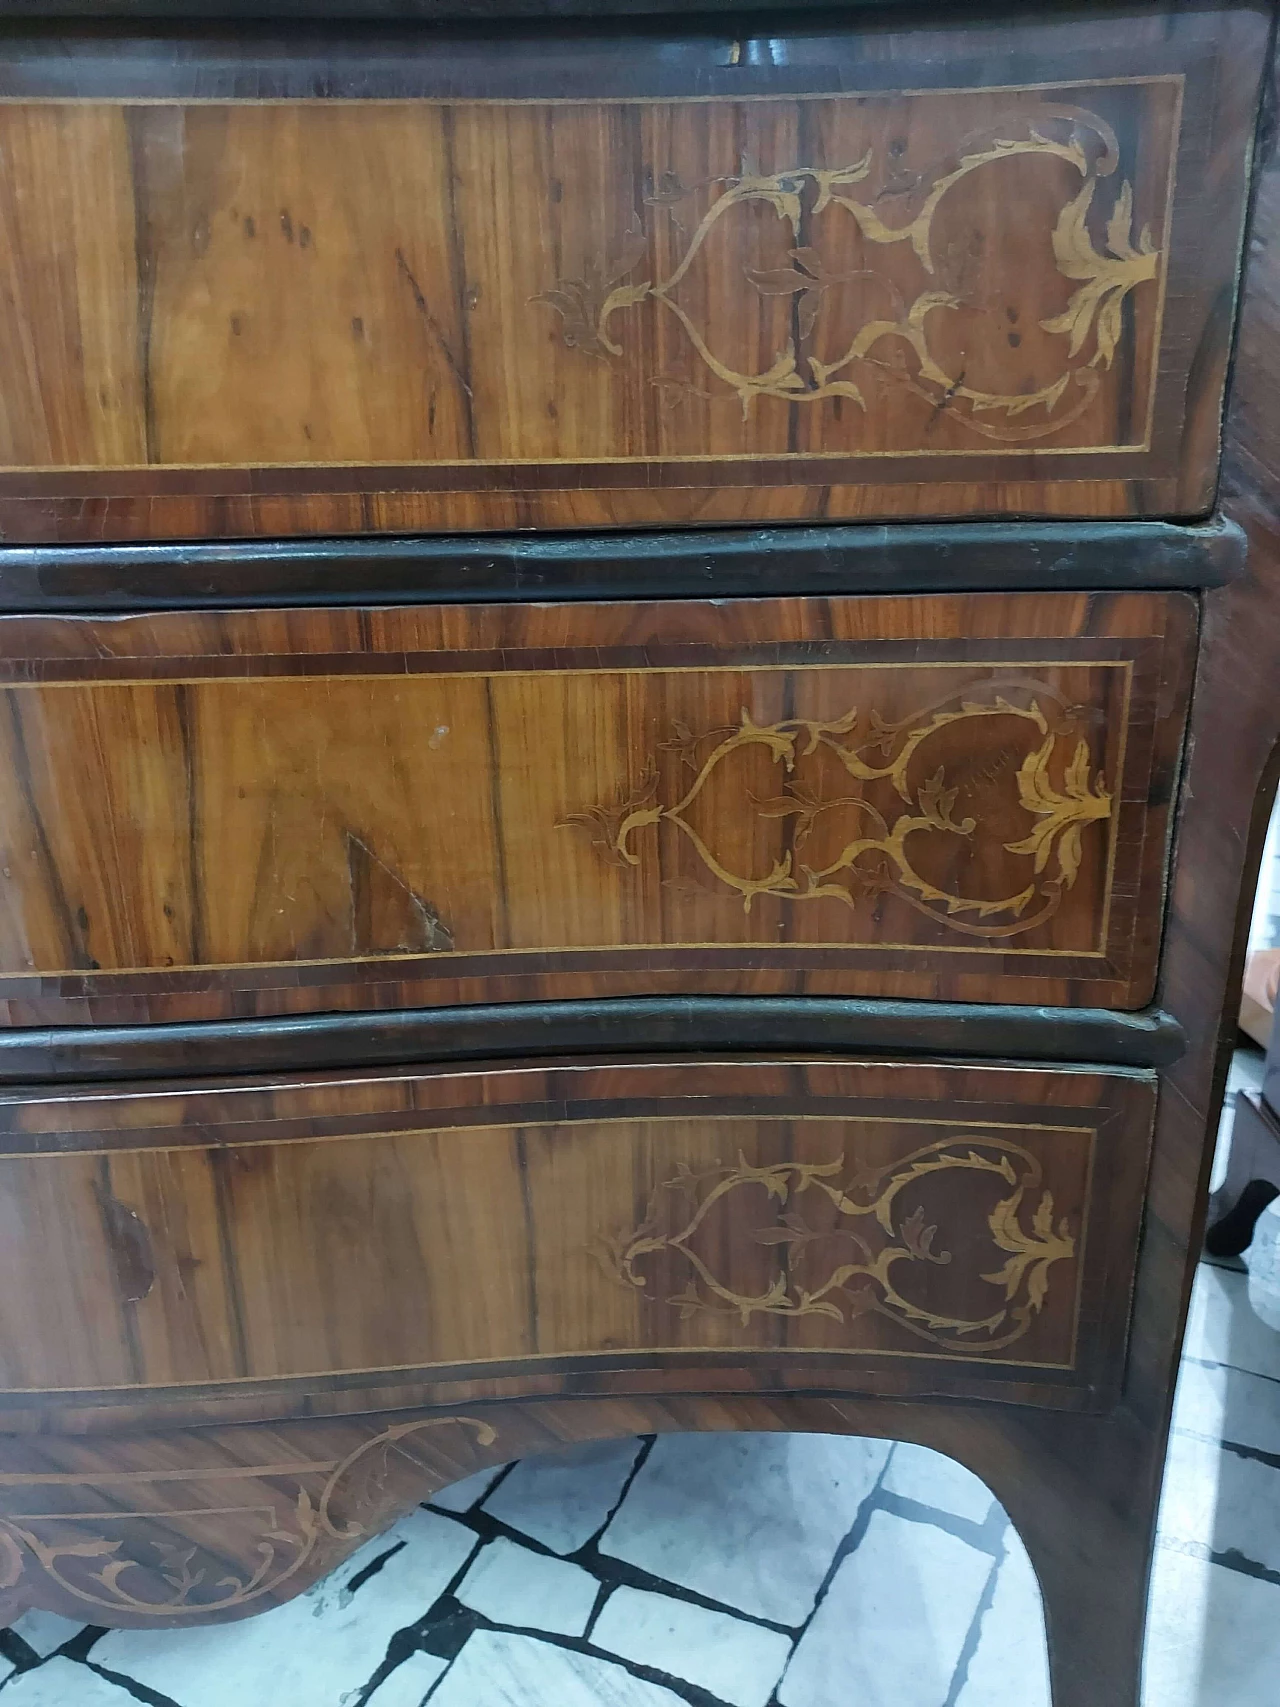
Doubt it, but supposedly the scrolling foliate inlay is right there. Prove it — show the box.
[559,678,1114,939]
[0,1416,497,1619]
[535,105,1162,443]
[600,1139,1077,1356]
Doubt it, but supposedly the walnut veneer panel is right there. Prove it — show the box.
[0,6,1264,540]
[0,592,1194,1022]
[0,1056,1155,1409]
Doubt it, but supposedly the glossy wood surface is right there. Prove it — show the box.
[0,5,1264,540]
[0,592,1195,1023]
[0,1054,1154,1407]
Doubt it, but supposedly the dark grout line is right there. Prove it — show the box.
[1181,1352,1280,1389]
[583,1434,655,1552]
[1219,1437,1280,1471]
[764,1440,899,1706]
[353,1524,486,1707]
[354,1432,810,1707]
[942,1520,1008,1707]
[571,1532,796,1639]
[83,1658,186,1707]
[1157,1535,1280,1591]
[876,1489,1007,1560]
[419,1612,738,1707]
[61,1628,108,1665]
[1206,1545,1280,1589]
[548,1437,800,1639]
[0,1631,41,1673]
[344,1536,409,1596]
[581,1574,611,1643]
[424,1457,520,1521]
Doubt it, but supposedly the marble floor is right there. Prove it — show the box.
[2,1051,1278,1707]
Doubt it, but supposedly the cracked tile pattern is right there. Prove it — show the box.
[3,1054,1279,1707]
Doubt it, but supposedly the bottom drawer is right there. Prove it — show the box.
[0,1056,1154,1411]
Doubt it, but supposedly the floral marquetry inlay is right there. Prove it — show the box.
[600,1138,1078,1356]
[560,676,1115,941]
[0,1416,497,1620]
[535,104,1164,445]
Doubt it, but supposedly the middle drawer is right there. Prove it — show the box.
[0,589,1194,1023]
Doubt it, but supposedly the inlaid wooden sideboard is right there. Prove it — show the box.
[0,4,1276,1704]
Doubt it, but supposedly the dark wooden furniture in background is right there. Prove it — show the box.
[0,7,1276,1707]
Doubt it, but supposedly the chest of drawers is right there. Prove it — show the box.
[0,3,1276,1702]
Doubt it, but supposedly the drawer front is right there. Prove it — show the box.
[0,592,1193,1022]
[0,1056,1155,1408]
[0,6,1264,542]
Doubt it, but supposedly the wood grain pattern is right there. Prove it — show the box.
[0,1055,1154,1406]
[0,5,1265,540]
[0,592,1195,1023]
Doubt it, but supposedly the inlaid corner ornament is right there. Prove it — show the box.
[599,1139,1077,1355]
[533,105,1160,442]
[0,1415,497,1620]
[558,677,1113,940]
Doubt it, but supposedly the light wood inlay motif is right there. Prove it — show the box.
[0,1414,497,1620]
[602,1138,1077,1353]
[562,684,1113,938]
[535,104,1163,444]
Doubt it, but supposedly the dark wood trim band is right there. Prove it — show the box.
[0,997,1187,1083]
[0,519,1242,612]
[0,2,1207,28]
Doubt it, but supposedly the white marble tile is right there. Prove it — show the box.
[599,1432,891,1626]
[777,1508,992,1707]
[1182,1264,1280,1383]
[482,1439,642,1556]
[429,1629,688,1707]
[1172,1356,1280,1456]
[591,1585,791,1707]
[1246,1200,1280,1329]
[9,1609,84,1658]
[428,1464,511,1514]
[456,1536,599,1636]
[881,1443,995,1526]
[0,1659,136,1705]
[1143,1543,1280,1707]
[954,1529,1050,1707]
[365,1648,449,1707]
[1209,1048,1268,1192]
[1226,1048,1267,1100]
[92,1508,478,1707]
[1158,1431,1280,1573]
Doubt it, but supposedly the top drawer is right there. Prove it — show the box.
[0,4,1265,543]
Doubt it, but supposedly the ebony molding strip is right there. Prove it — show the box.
[0,520,1242,612]
[0,997,1186,1083]
[0,1,1159,23]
